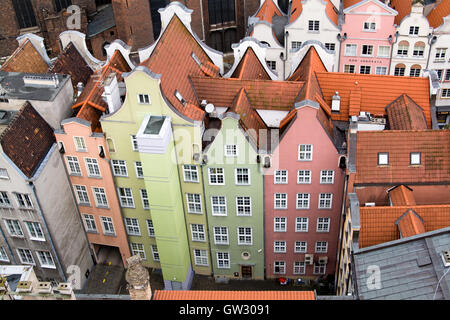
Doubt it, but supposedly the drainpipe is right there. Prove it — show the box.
[337,33,347,72]
[199,0,206,41]
[426,33,437,70]
[387,31,398,75]
[28,181,67,283]
[283,31,289,80]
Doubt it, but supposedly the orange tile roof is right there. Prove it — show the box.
[325,0,339,26]
[388,185,416,206]
[190,77,304,111]
[73,50,131,132]
[343,0,363,9]
[1,40,49,74]
[426,0,450,28]
[140,15,220,122]
[231,47,271,80]
[395,209,426,238]
[389,0,413,26]
[255,0,283,24]
[152,290,315,300]
[315,72,431,126]
[289,0,303,23]
[385,94,428,130]
[355,130,450,185]
[359,205,450,248]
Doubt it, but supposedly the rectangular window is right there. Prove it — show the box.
[235,168,250,185]
[320,170,335,184]
[217,252,230,268]
[436,69,444,80]
[208,168,225,185]
[298,144,313,161]
[125,218,141,236]
[224,144,238,157]
[0,168,8,180]
[131,135,139,151]
[314,262,327,275]
[83,214,97,233]
[410,152,421,165]
[186,193,202,214]
[237,227,252,245]
[266,60,276,70]
[345,44,357,56]
[15,193,33,209]
[151,245,160,261]
[274,170,288,184]
[37,251,55,268]
[140,189,149,210]
[317,217,331,232]
[361,45,374,56]
[315,241,328,253]
[211,196,227,216]
[74,136,87,152]
[413,46,425,57]
[292,41,302,50]
[112,160,128,177]
[398,44,409,56]
[213,226,229,245]
[325,43,335,52]
[208,0,236,25]
[409,26,419,35]
[394,66,405,76]
[308,20,320,31]
[236,196,252,216]
[319,193,333,209]
[193,249,209,266]
[183,165,199,182]
[410,67,421,77]
[294,241,307,253]
[74,185,90,205]
[25,221,44,241]
[135,161,144,179]
[274,241,286,253]
[378,152,389,165]
[66,156,81,175]
[296,193,310,209]
[274,217,287,232]
[363,22,376,31]
[17,248,34,265]
[146,220,155,237]
[138,94,150,104]
[131,243,146,260]
[118,188,134,208]
[297,170,311,184]
[344,65,355,73]
[0,191,11,207]
[442,89,450,98]
[294,261,306,275]
[296,217,308,232]
[274,261,286,274]
[92,187,108,207]
[0,247,9,262]
[360,65,371,74]
[445,70,450,81]
[435,48,447,61]
[101,216,115,235]
[191,224,206,242]
[375,66,387,75]
[5,219,23,237]
[274,193,288,209]
[85,158,101,177]
[378,46,390,57]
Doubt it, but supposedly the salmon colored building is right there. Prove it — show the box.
[55,49,132,267]
[339,0,397,75]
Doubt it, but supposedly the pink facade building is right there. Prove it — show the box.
[339,0,397,75]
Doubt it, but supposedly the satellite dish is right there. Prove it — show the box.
[205,103,215,113]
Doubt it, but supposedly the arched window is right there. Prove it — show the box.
[410,64,421,77]
[394,63,406,76]
[413,41,425,57]
[397,41,409,56]
[12,0,37,29]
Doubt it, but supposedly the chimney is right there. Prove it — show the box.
[125,255,152,300]
[103,72,121,114]
[331,91,341,112]
[77,82,84,97]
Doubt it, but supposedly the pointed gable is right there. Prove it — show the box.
[140,15,220,122]
[255,0,284,24]
[388,185,416,206]
[231,47,271,80]
[0,102,55,178]
[395,209,426,238]
[385,94,428,130]
[1,40,49,74]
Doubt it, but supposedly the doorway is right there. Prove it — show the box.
[241,265,253,278]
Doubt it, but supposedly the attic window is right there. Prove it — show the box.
[410,152,421,165]
[175,90,186,106]
[191,52,201,66]
[378,152,389,165]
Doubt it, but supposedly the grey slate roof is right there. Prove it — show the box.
[353,227,450,300]
[87,4,116,38]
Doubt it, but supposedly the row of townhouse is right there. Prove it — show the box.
[248,0,450,127]
[0,1,440,294]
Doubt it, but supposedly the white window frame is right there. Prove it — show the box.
[409,26,419,35]
[0,191,11,208]
[124,217,141,236]
[118,187,135,208]
[134,161,144,179]
[237,227,253,245]
[74,185,90,205]
[308,20,320,32]
[378,152,389,165]
[410,152,421,165]
[5,219,24,237]
[0,247,9,262]
[320,170,335,184]
[236,196,252,216]
[375,66,387,75]
[294,241,307,253]
[360,65,371,74]
[344,64,356,73]
[296,217,308,232]
[213,226,229,245]
[224,144,238,157]
[138,94,151,104]
[208,167,225,185]
[298,144,313,161]
[193,249,209,266]
[235,168,250,185]
[25,221,45,241]
[317,217,331,232]
[146,219,155,237]
[294,261,306,275]
[140,189,149,210]
[315,241,328,253]
[345,44,357,56]
[83,214,97,233]
[85,158,101,177]
[17,248,34,265]
[112,160,128,177]
[274,217,287,232]
[186,193,202,214]
[361,44,374,56]
[274,193,288,210]
[318,193,333,209]
[74,136,87,152]
[211,196,227,216]
[131,135,139,151]
[216,252,230,269]
[92,187,108,208]
[296,193,310,209]
[190,224,206,242]
[274,170,288,184]
[66,156,82,175]
[131,243,146,260]
[182,164,199,183]
[100,216,116,236]
[273,261,286,274]
[274,241,286,253]
[363,21,376,31]
[36,250,55,269]
[378,45,390,58]
[297,170,312,184]
[15,193,33,209]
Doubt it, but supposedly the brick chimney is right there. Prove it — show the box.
[125,255,152,300]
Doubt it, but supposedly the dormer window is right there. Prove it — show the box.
[378,152,389,165]
[410,152,421,165]
[175,90,186,106]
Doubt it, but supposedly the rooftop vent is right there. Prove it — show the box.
[331,91,341,112]
[16,281,32,293]
[442,251,450,267]
[37,282,53,294]
[56,282,73,295]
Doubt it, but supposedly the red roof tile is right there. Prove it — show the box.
[385,94,428,130]
[427,0,450,28]
[1,40,49,74]
[359,205,450,248]
[395,209,426,238]
[140,15,220,121]
[388,185,416,206]
[255,0,283,24]
[0,102,55,178]
[343,0,364,9]
[389,0,413,26]
[315,72,431,126]
[355,130,450,185]
[231,47,271,80]
[289,0,303,23]
[153,290,315,300]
